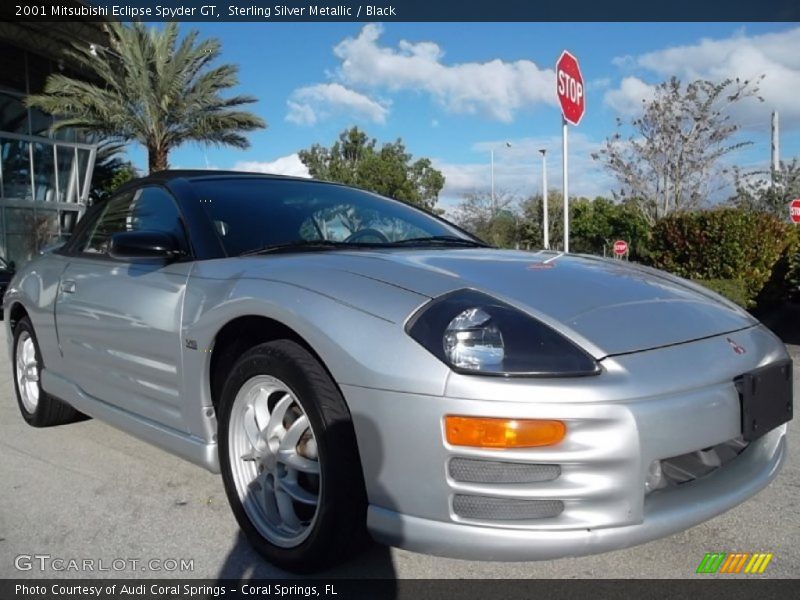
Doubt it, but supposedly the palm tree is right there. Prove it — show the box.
[27,22,265,173]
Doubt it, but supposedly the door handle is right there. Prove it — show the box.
[61,280,76,294]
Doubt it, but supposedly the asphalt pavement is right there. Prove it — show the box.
[0,325,797,580]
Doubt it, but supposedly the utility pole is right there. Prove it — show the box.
[771,111,780,185]
[539,149,549,249]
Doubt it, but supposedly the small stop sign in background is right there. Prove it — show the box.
[613,240,628,256]
[791,199,800,223]
[556,50,585,126]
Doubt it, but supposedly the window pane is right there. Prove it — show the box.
[81,187,185,254]
[31,142,56,202]
[1,138,32,200]
[190,178,461,256]
[55,144,79,203]
[84,192,134,254]
[0,90,28,134]
[130,187,185,241]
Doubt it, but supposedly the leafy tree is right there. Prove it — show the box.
[518,192,565,251]
[89,141,138,203]
[452,189,518,246]
[299,127,445,211]
[593,76,763,224]
[26,22,265,173]
[732,158,800,219]
[569,197,651,258]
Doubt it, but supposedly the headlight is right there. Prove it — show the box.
[407,289,599,377]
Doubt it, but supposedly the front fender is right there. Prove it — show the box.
[180,272,450,441]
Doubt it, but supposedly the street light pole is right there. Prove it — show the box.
[490,149,495,209]
[539,149,549,249]
[490,142,512,213]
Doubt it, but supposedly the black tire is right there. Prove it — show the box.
[218,339,369,573]
[12,316,84,427]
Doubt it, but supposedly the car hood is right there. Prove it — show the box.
[266,248,757,358]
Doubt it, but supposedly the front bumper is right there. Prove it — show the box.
[366,426,785,560]
[342,324,791,560]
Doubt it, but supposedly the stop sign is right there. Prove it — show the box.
[791,199,800,223]
[613,240,628,256]
[556,50,585,126]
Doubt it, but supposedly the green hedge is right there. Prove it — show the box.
[648,208,798,308]
[693,279,750,308]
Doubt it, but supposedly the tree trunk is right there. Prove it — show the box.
[148,146,169,174]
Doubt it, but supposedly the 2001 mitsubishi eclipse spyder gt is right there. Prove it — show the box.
[3,171,793,572]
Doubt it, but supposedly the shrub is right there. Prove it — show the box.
[693,279,750,308]
[647,208,797,308]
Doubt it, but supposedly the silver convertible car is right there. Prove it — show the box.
[3,171,792,572]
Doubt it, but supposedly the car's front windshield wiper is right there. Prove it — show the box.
[240,240,357,256]
[388,235,491,248]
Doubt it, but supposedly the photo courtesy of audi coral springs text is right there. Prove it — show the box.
[2,172,793,572]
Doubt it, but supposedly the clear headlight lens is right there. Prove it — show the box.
[407,289,599,377]
[443,308,505,370]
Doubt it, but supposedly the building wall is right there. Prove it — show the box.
[0,36,98,266]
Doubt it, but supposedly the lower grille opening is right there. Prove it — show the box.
[647,437,749,493]
[452,495,564,521]
[449,458,561,484]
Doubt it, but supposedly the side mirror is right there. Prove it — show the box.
[109,231,182,262]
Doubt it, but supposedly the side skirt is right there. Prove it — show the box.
[41,369,220,473]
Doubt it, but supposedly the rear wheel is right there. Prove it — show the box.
[218,340,368,572]
[13,317,83,427]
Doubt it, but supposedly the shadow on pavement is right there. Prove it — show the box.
[754,302,800,346]
[216,531,396,579]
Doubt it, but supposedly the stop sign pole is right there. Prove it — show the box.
[562,115,569,252]
[556,50,585,253]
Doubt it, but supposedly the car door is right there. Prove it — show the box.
[55,185,193,432]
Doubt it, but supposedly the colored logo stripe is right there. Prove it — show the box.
[697,552,773,574]
[697,553,726,573]
[745,553,773,574]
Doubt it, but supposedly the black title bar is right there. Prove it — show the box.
[3,0,800,22]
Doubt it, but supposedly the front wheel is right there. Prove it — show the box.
[218,340,368,572]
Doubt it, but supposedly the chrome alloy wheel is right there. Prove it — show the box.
[15,331,40,413]
[228,375,321,548]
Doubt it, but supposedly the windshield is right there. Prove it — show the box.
[190,177,482,256]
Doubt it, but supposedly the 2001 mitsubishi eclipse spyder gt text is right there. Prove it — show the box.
[2,171,793,572]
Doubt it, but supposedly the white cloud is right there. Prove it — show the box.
[435,134,615,201]
[286,83,389,126]
[604,76,656,114]
[606,27,800,127]
[330,24,556,122]
[234,154,311,178]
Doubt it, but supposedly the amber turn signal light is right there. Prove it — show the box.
[445,416,566,448]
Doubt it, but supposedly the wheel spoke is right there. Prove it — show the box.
[274,489,302,530]
[266,392,293,439]
[251,387,270,430]
[277,449,320,474]
[243,406,266,453]
[277,474,318,505]
[280,415,309,452]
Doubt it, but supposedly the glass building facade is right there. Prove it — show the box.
[0,19,104,266]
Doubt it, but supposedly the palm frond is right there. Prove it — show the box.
[26,21,266,172]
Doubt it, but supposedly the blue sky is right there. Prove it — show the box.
[126,22,800,208]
